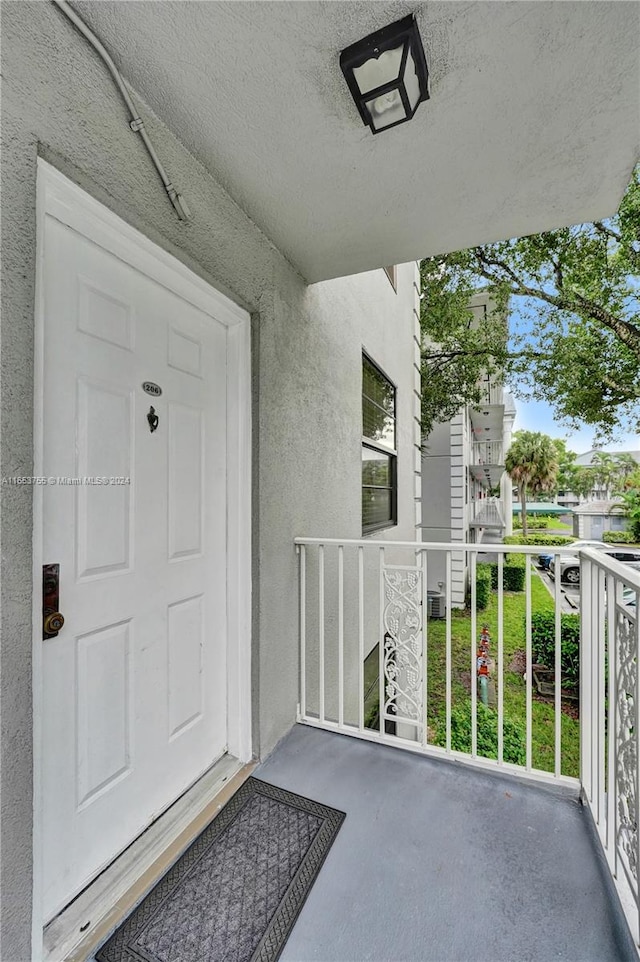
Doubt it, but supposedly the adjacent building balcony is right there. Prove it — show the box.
[292,536,640,958]
[478,378,504,407]
[469,380,505,441]
[470,440,505,487]
[468,496,505,529]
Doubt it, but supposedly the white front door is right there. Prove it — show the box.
[39,197,232,921]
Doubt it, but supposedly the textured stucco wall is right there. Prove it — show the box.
[0,4,418,958]
[420,424,452,531]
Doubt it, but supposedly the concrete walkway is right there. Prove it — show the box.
[257,725,636,962]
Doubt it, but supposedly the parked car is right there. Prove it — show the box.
[537,540,607,571]
[549,546,640,585]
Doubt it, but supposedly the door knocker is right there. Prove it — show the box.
[147,406,159,433]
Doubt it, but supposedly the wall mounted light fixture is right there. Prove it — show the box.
[340,15,429,134]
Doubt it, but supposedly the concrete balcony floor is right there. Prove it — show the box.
[256,725,636,962]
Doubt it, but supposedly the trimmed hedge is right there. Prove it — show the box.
[475,564,492,610]
[513,516,550,529]
[490,552,526,592]
[603,530,637,544]
[476,554,526,598]
[435,702,526,765]
[504,534,574,547]
[530,611,580,687]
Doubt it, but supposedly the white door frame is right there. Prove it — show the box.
[31,159,252,954]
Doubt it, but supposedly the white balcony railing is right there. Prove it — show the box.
[469,497,505,527]
[295,537,640,945]
[471,440,504,465]
[580,548,640,943]
[477,380,504,406]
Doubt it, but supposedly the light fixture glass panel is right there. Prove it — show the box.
[367,89,407,131]
[403,48,422,110]
[352,45,403,94]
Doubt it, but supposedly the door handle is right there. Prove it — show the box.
[43,563,64,639]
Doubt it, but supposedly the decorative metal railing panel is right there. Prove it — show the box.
[580,551,640,944]
[381,566,423,731]
[615,608,638,890]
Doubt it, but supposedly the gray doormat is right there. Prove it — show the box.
[95,777,345,962]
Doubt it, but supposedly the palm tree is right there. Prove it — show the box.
[505,432,559,536]
[591,452,616,499]
[613,453,639,488]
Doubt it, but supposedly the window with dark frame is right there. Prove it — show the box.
[362,353,397,533]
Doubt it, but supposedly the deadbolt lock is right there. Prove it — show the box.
[44,610,65,635]
[43,563,64,639]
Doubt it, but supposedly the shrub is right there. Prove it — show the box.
[603,530,637,544]
[530,611,580,687]
[475,564,492,610]
[436,702,526,765]
[504,534,574,547]
[513,516,549,529]
[474,556,525,602]
[483,553,527,592]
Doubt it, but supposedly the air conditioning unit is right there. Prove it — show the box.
[427,590,446,620]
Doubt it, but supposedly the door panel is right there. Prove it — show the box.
[75,620,132,809]
[40,216,228,921]
[167,595,204,739]
[168,402,204,559]
[76,379,133,577]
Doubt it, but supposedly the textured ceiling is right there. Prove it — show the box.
[70,1,640,282]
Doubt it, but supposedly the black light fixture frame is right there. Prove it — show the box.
[339,14,429,135]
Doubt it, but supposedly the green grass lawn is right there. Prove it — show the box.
[425,568,580,777]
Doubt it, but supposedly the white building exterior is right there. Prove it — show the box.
[557,449,640,509]
[420,292,517,606]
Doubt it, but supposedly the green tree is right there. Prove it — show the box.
[551,439,577,497]
[563,452,640,503]
[419,167,640,439]
[419,276,508,435]
[613,452,639,482]
[506,432,559,536]
[617,468,640,541]
[567,466,597,501]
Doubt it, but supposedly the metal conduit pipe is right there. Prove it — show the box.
[51,0,191,221]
